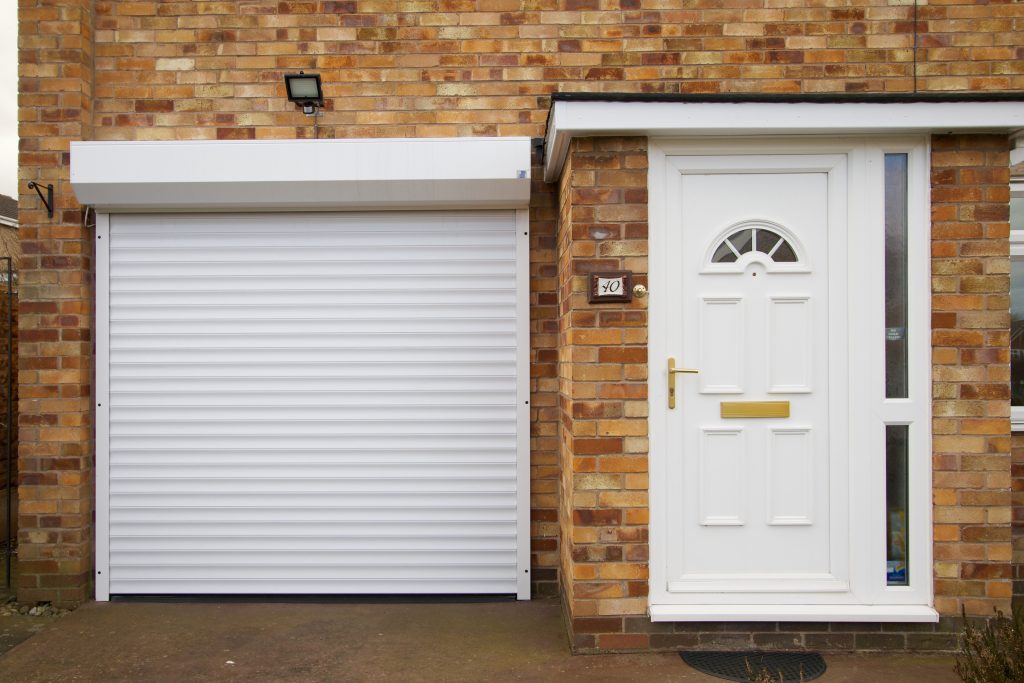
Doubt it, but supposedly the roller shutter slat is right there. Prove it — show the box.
[108,580,514,594]
[110,507,515,523]
[110,274,515,292]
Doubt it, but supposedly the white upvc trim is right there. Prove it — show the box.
[0,216,17,228]
[514,208,532,600]
[94,213,110,601]
[1012,132,1024,166]
[649,604,940,623]
[1013,181,1024,430]
[544,100,1024,181]
[71,137,532,212]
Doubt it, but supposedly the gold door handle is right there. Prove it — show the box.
[668,357,698,409]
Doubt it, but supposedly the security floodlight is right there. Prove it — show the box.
[284,71,324,116]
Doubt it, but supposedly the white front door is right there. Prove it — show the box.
[666,153,850,601]
[649,138,936,622]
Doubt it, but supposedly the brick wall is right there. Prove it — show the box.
[931,134,1013,618]
[557,137,650,651]
[17,0,96,606]
[87,0,1023,146]
[529,147,560,597]
[16,0,1023,616]
[1013,434,1023,608]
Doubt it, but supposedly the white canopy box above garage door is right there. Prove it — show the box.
[71,138,532,600]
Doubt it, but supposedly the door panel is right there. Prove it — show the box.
[766,428,814,526]
[766,297,812,393]
[698,428,745,526]
[698,297,745,393]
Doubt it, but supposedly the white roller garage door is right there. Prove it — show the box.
[98,211,529,596]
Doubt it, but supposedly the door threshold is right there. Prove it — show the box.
[649,604,940,623]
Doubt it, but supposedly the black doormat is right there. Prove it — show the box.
[680,651,827,683]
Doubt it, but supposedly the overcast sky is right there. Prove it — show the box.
[1,2,15,199]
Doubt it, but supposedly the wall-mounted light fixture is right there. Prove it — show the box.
[284,71,324,116]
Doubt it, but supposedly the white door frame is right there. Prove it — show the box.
[648,136,936,622]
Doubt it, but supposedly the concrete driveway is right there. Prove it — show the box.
[0,598,960,682]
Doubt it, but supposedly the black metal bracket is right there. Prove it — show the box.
[27,181,54,219]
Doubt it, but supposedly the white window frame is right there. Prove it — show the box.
[1011,178,1024,431]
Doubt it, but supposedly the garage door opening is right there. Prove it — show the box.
[95,210,530,599]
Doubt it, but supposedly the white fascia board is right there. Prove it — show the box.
[544,100,1024,181]
[649,604,940,623]
[71,137,532,212]
[0,217,17,228]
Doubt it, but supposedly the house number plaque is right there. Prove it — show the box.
[588,271,633,304]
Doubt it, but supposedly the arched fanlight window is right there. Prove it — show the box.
[711,227,798,264]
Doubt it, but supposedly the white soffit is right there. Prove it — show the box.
[544,100,1024,181]
[71,137,532,211]
[1012,131,1024,166]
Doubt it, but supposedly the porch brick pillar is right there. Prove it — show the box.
[529,147,561,597]
[557,137,651,651]
[17,0,96,606]
[931,133,1013,617]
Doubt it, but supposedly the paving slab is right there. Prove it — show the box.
[0,610,59,658]
[0,598,960,682]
